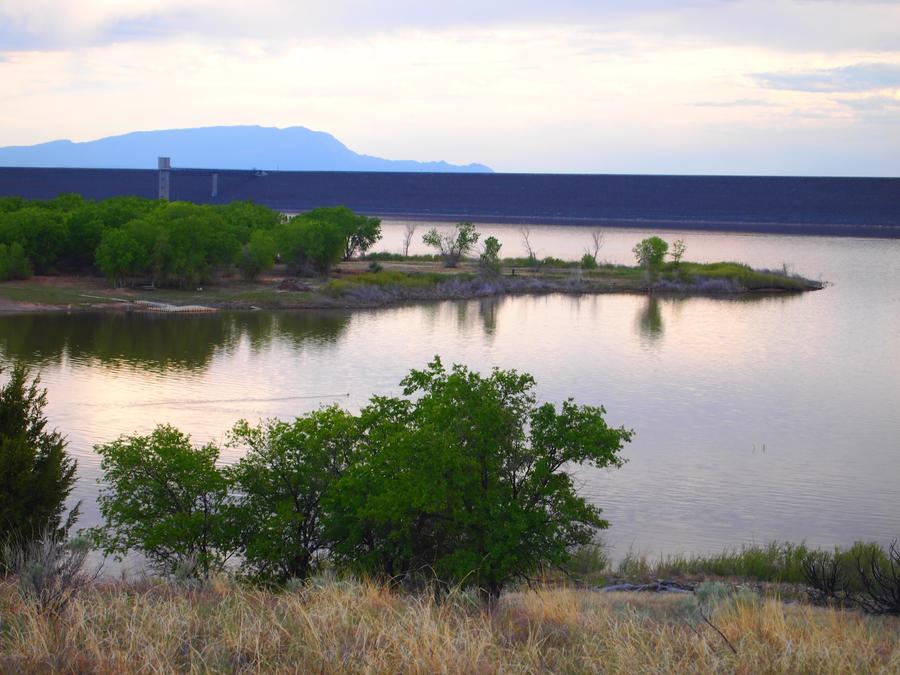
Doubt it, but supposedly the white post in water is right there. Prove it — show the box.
[158,157,171,201]
[211,172,219,198]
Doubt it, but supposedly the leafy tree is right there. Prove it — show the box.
[0,207,68,273]
[479,235,502,273]
[95,228,145,287]
[325,357,632,599]
[277,217,347,275]
[299,207,381,261]
[0,242,32,281]
[216,201,284,242]
[238,230,277,281]
[62,209,106,272]
[91,425,237,578]
[632,236,669,274]
[422,222,480,267]
[92,196,161,229]
[0,365,78,551]
[0,197,26,214]
[228,406,359,583]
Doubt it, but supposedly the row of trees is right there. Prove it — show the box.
[89,357,632,598]
[3,363,899,612]
[0,195,381,286]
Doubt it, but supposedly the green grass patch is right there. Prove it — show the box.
[363,252,442,262]
[324,270,452,296]
[671,262,812,290]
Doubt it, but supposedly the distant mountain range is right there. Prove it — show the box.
[0,125,493,173]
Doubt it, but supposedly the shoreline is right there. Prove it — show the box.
[0,262,824,315]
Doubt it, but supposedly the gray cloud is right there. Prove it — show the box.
[753,62,900,92]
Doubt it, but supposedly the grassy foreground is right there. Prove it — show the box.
[1,577,897,673]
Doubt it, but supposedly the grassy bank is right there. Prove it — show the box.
[0,257,823,313]
[1,577,897,673]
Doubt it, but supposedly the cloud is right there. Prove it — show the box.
[832,95,900,112]
[692,98,779,107]
[1,0,898,53]
[753,62,900,92]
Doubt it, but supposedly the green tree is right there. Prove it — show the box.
[299,207,382,261]
[228,406,359,583]
[238,230,277,281]
[95,228,146,287]
[0,365,78,551]
[632,236,669,275]
[0,207,68,273]
[422,222,480,268]
[0,242,32,281]
[325,357,632,599]
[91,425,237,578]
[277,217,347,275]
[216,201,284,242]
[479,236,502,273]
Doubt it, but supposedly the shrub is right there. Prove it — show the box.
[479,236,502,273]
[228,407,359,583]
[0,365,78,552]
[422,222,479,267]
[91,425,238,578]
[325,357,632,599]
[1,527,91,614]
[580,253,598,270]
[803,541,900,614]
[669,239,686,265]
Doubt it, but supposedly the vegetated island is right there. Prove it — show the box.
[0,195,824,313]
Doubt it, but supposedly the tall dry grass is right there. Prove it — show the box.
[1,577,897,673]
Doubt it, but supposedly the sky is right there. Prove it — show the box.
[1,0,899,175]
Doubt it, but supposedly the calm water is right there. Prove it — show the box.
[2,223,898,560]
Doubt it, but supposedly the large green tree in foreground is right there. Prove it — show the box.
[0,365,78,550]
[326,357,632,598]
[91,425,238,578]
[229,407,359,583]
[90,359,631,596]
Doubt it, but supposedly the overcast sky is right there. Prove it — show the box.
[1,0,898,175]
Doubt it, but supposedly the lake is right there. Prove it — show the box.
[1,222,898,560]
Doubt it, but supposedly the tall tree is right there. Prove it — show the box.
[0,365,78,549]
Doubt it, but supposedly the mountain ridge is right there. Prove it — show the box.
[0,125,493,173]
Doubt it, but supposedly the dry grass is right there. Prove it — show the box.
[1,577,897,674]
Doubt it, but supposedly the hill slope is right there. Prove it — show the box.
[0,126,492,173]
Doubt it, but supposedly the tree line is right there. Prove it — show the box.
[2,362,898,611]
[0,195,381,286]
[0,359,631,600]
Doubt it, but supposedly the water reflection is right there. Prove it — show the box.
[637,297,664,342]
[0,311,351,372]
[478,297,500,335]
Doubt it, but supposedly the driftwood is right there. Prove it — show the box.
[601,580,694,594]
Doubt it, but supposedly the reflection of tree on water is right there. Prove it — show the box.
[478,296,501,335]
[0,311,350,373]
[636,296,664,341]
